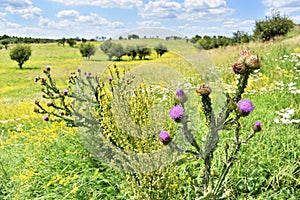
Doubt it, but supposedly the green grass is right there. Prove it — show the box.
[0,34,300,199]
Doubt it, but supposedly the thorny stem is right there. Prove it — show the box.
[234,72,250,103]
[213,116,242,196]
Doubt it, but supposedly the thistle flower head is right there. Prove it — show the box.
[159,131,171,144]
[77,68,81,73]
[45,65,51,71]
[43,116,49,121]
[238,99,254,116]
[245,54,261,69]
[174,88,188,104]
[62,89,68,95]
[169,105,184,122]
[109,76,113,81]
[253,121,262,132]
[239,49,251,60]
[196,84,211,96]
[232,61,247,74]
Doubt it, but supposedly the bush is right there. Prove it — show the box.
[79,43,96,60]
[253,11,295,41]
[9,44,32,69]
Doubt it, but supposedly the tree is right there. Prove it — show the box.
[10,44,32,69]
[126,45,138,60]
[154,43,168,57]
[66,38,76,47]
[253,11,295,41]
[137,45,151,60]
[79,43,96,60]
[1,40,9,50]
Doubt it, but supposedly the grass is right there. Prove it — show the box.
[0,34,300,199]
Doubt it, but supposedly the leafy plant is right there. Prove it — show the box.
[9,44,32,69]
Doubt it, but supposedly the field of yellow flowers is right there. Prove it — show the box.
[0,35,300,199]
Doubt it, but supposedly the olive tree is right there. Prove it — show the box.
[79,43,97,60]
[10,44,32,69]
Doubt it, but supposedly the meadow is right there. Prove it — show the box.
[0,31,300,199]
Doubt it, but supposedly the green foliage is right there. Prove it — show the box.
[66,38,76,47]
[154,43,168,57]
[9,44,32,69]
[253,11,295,41]
[79,42,96,60]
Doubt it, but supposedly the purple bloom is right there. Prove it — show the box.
[62,89,68,95]
[109,76,113,81]
[175,88,188,104]
[159,131,171,144]
[43,116,49,121]
[169,105,184,122]
[77,68,81,72]
[45,65,51,71]
[253,121,262,132]
[238,99,254,116]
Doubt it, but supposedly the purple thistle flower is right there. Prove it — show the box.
[109,76,113,81]
[159,131,171,144]
[43,116,49,121]
[175,88,188,104]
[62,89,68,95]
[169,105,184,122]
[238,99,254,116]
[253,121,262,132]
[45,65,51,71]
[77,68,81,73]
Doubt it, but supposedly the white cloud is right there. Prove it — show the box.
[136,20,161,27]
[50,0,143,8]
[39,12,124,29]
[139,0,234,22]
[56,10,80,18]
[262,0,300,23]
[262,0,300,8]
[0,0,41,19]
[139,0,182,19]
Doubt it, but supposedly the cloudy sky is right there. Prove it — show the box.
[1,0,300,39]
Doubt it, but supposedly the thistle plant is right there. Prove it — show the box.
[34,49,263,199]
[159,49,263,198]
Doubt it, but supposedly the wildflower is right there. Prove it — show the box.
[62,89,68,95]
[174,88,188,104]
[232,61,247,74]
[109,76,113,81]
[238,99,254,116]
[85,73,91,79]
[196,84,211,96]
[34,76,40,82]
[77,68,81,73]
[159,131,171,144]
[245,54,261,69]
[169,105,184,122]
[253,121,262,132]
[45,65,51,71]
[43,116,49,121]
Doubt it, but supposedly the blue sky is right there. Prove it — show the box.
[1,0,300,39]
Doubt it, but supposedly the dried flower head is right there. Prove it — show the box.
[159,131,171,144]
[196,84,211,96]
[169,105,184,122]
[232,61,247,74]
[245,54,261,69]
[239,49,251,59]
[238,99,254,116]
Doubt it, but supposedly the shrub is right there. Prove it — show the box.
[253,11,295,41]
[9,44,32,69]
[79,43,96,60]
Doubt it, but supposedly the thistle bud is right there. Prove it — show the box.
[174,88,188,104]
[159,131,171,145]
[253,121,262,132]
[245,54,261,69]
[232,61,247,74]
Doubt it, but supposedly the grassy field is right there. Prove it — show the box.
[0,33,300,199]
